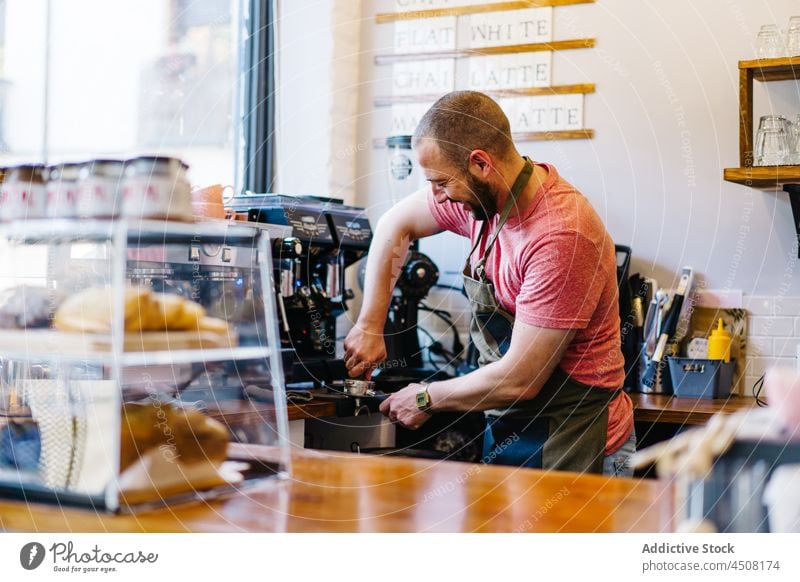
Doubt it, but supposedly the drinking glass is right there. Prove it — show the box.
[757,24,783,58]
[758,114,789,133]
[788,17,800,56]
[788,115,800,165]
[789,115,800,147]
[755,127,789,166]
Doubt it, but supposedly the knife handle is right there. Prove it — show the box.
[661,294,684,337]
[652,333,669,363]
[642,360,658,387]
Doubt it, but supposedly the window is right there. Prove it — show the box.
[0,0,264,191]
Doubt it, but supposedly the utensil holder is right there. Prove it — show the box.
[637,342,673,394]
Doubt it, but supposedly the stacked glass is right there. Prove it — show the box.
[757,17,800,58]
[755,115,790,166]
[788,114,800,165]
[788,16,800,56]
[758,24,784,58]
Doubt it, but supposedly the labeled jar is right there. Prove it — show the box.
[386,135,423,200]
[46,162,81,219]
[122,156,192,221]
[0,164,47,221]
[76,159,124,218]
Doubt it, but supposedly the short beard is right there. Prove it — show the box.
[465,173,499,221]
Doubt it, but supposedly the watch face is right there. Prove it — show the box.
[416,390,430,408]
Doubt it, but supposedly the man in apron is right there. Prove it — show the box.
[344,91,635,475]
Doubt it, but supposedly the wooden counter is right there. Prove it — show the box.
[631,393,759,426]
[0,445,676,533]
[206,400,337,426]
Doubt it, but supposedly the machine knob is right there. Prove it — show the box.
[273,237,303,259]
[400,252,439,295]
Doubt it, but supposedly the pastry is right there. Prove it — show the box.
[0,286,66,329]
[169,298,205,330]
[197,316,229,334]
[53,287,225,334]
[53,287,151,333]
[119,400,229,472]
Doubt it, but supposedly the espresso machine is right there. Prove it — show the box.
[226,193,372,387]
[225,193,482,461]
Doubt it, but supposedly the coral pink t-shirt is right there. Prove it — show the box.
[427,162,633,455]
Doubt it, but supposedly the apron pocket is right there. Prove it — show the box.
[483,415,549,469]
[474,311,514,356]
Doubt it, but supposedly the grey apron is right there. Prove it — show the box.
[464,158,617,474]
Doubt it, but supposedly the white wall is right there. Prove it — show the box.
[273,1,800,378]
[356,0,800,297]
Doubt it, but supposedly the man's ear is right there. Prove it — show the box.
[467,150,493,178]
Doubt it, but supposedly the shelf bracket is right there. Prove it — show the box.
[785,184,800,258]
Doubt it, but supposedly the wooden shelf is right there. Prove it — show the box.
[374,83,595,107]
[631,393,759,426]
[739,55,800,82]
[376,0,594,24]
[727,54,800,197]
[723,166,800,187]
[374,38,595,65]
[515,129,594,141]
[732,57,800,169]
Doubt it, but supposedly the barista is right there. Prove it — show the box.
[344,91,635,475]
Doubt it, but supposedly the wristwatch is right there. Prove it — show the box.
[415,382,433,413]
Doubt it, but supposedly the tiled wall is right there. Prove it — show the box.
[416,287,472,359]
[419,291,800,395]
[744,296,800,392]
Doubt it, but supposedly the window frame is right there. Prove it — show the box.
[241,0,275,194]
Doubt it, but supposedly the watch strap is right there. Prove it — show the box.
[415,382,432,413]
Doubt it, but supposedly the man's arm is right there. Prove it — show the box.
[427,321,575,410]
[379,321,575,428]
[344,187,443,378]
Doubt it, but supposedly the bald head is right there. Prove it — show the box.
[412,91,516,170]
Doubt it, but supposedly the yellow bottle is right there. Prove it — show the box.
[707,318,732,362]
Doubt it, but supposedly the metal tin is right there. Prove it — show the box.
[46,162,81,218]
[122,156,192,221]
[76,159,124,218]
[0,164,47,221]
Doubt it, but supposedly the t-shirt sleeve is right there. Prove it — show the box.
[426,187,471,238]
[515,231,609,329]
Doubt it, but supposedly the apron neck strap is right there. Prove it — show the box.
[467,157,534,279]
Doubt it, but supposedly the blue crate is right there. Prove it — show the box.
[668,357,735,399]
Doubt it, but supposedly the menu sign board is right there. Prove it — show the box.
[394,16,457,53]
[394,0,477,10]
[501,95,584,132]
[390,102,436,135]
[468,8,553,49]
[468,53,551,91]
[381,1,593,140]
[393,59,456,96]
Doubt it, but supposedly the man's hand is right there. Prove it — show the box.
[343,323,387,379]
[378,383,432,430]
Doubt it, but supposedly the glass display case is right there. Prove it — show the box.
[0,218,290,512]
